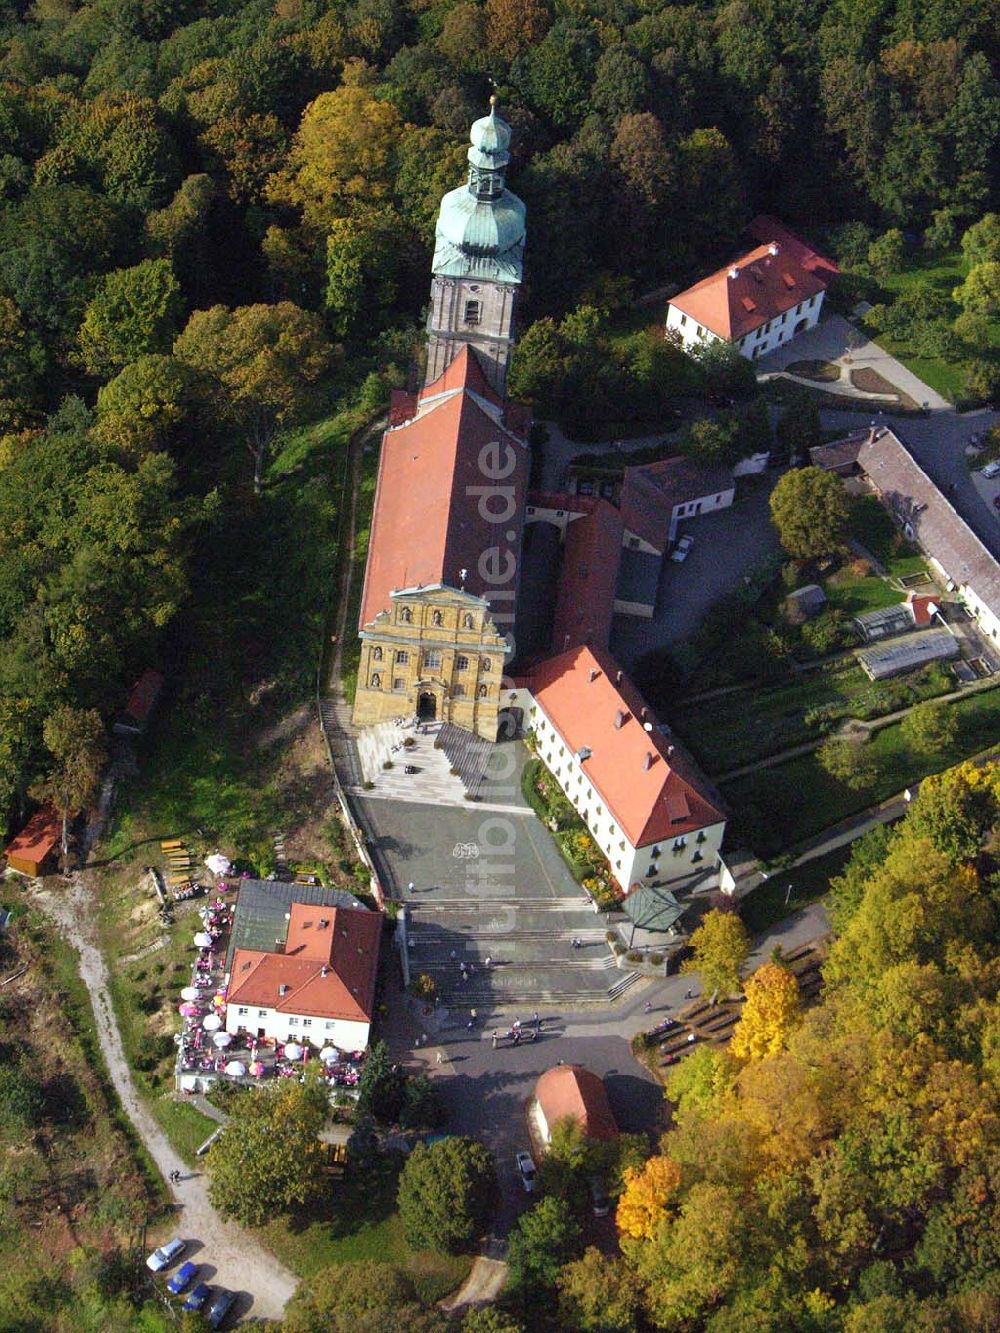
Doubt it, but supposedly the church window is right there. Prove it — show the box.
[477,684,488,698]
[370,673,381,688]
[464,300,481,326]
[425,651,442,669]
[462,613,474,629]
[372,646,382,661]
[395,650,408,664]
[432,610,443,626]
[456,655,469,670]
[400,607,412,623]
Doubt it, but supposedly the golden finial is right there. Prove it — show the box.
[489,93,498,108]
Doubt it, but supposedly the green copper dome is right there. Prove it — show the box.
[431,99,526,284]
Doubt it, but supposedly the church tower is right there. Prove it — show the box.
[424,98,526,398]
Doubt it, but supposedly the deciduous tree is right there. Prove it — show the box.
[30,706,106,859]
[817,735,878,792]
[616,1154,681,1241]
[206,1078,328,1226]
[173,302,332,493]
[683,908,750,998]
[769,466,850,559]
[900,698,958,758]
[557,1247,639,1333]
[77,258,182,378]
[506,1194,582,1293]
[730,962,801,1060]
[397,1136,496,1253]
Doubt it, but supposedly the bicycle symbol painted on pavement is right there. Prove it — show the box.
[452,842,480,859]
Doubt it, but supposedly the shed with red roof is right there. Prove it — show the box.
[5,808,61,877]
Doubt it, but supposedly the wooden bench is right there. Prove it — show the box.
[160,839,184,851]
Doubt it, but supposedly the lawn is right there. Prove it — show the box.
[671,661,953,774]
[260,1156,472,1302]
[739,844,853,935]
[823,567,903,616]
[723,683,1000,857]
[865,247,1000,404]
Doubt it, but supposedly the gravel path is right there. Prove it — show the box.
[30,876,298,1325]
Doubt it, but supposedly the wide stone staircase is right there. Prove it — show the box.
[436,723,494,796]
[318,697,364,789]
[406,897,641,1006]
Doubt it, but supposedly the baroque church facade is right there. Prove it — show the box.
[352,99,528,740]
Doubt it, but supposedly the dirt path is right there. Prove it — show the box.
[438,1256,509,1313]
[30,875,298,1325]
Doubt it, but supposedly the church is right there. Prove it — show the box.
[354,101,728,905]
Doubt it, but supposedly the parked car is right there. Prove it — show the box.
[182,1283,212,1313]
[671,534,694,562]
[146,1238,185,1272]
[167,1261,198,1295]
[981,461,1000,478]
[208,1288,237,1329]
[515,1151,536,1193]
[589,1175,611,1217]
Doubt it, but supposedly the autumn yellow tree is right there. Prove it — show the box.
[682,908,750,998]
[616,1154,681,1242]
[731,963,801,1061]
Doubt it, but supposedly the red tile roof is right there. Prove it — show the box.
[551,502,622,653]
[906,593,938,626]
[227,902,381,1024]
[534,1064,618,1142]
[124,669,163,725]
[671,217,838,342]
[518,644,726,846]
[5,807,61,874]
[359,346,530,629]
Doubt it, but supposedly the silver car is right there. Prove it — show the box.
[146,1237,186,1272]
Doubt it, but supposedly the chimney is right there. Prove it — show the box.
[768,242,779,256]
[643,752,654,771]
[667,745,675,757]
[589,668,599,683]
[728,267,739,280]
[320,965,329,977]
[318,918,329,928]
[615,670,622,685]
[279,984,289,996]
[614,710,626,729]
[640,707,648,722]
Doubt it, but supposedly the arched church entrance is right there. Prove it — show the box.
[417,691,437,721]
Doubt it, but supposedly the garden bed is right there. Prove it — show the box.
[788,359,841,382]
[722,683,1000,857]
[520,756,622,910]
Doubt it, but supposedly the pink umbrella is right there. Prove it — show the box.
[179,1003,199,1017]
[250,1061,265,1077]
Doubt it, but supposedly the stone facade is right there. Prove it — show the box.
[425,275,518,396]
[353,585,509,740]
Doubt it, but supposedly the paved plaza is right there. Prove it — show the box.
[355,739,634,1007]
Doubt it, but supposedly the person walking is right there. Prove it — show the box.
[644,1001,653,1013]
[484,955,492,968]
[407,881,415,895]
[532,1011,540,1030]
[491,1031,498,1049]
[436,1050,444,1064]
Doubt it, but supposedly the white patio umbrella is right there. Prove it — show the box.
[283,1042,303,1060]
[224,1060,247,1077]
[202,1013,222,1032]
[180,986,199,1002]
[193,931,213,949]
[205,853,232,876]
[213,1031,233,1048]
[319,1047,340,1064]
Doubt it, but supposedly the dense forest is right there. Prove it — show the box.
[1,0,1000,835]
